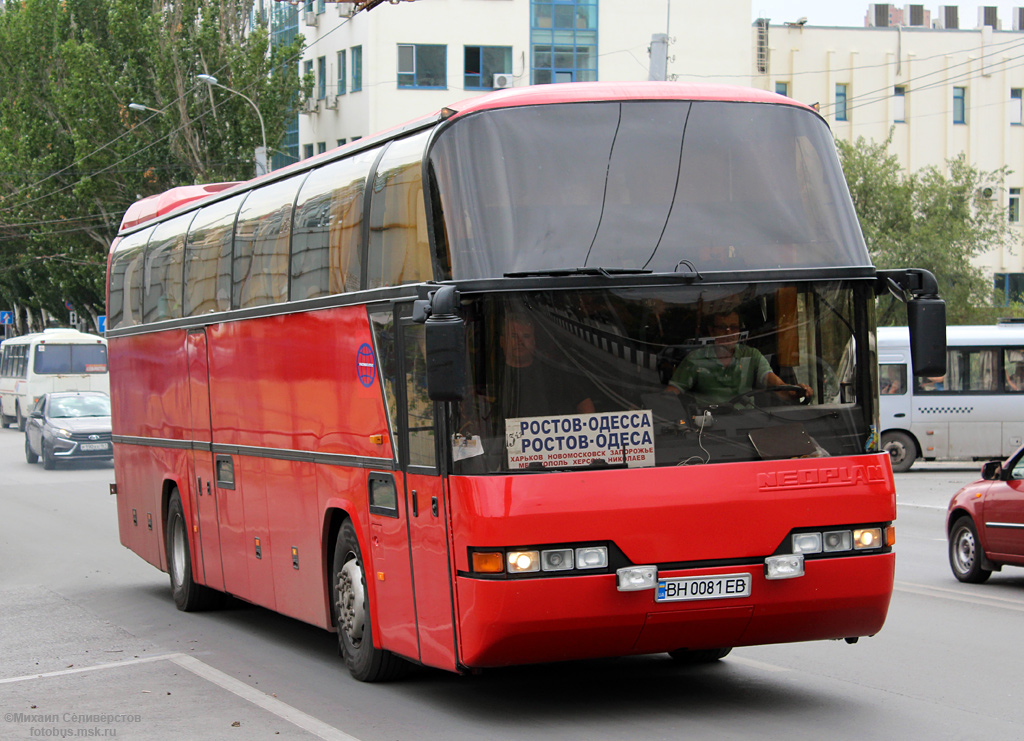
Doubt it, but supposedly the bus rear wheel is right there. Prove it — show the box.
[881,431,916,473]
[166,488,219,611]
[332,519,406,682]
[668,647,732,664]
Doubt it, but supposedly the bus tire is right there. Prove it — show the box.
[25,436,38,464]
[668,647,732,664]
[42,442,56,470]
[881,431,916,473]
[949,516,992,584]
[332,519,407,682]
[166,488,219,611]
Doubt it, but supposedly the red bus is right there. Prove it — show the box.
[106,82,945,682]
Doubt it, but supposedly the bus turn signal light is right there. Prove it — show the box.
[472,551,504,573]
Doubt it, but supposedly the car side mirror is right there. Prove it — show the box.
[981,460,1003,481]
[30,410,43,419]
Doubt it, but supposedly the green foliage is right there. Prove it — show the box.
[0,0,305,333]
[837,133,1021,325]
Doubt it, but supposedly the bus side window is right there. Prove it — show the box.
[1004,349,1024,392]
[880,363,906,395]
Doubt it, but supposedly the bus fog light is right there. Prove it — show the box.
[575,546,608,569]
[823,530,853,552]
[541,548,574,571]
[507,550,540,573]
[765,554,804,580]
[853,528,883,550]
[792,532,822,554]
[616,566,657,591]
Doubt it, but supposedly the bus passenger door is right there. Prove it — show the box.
[185,329,224,591]
[398,320,456,671]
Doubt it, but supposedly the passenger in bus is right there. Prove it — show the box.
[665,309,812,406]
[1007,364,1024,391]
[499,313,597,419]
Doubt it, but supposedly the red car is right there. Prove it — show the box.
[947,454,1024,583]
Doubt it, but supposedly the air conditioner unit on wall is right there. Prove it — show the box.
[304,11,318,26]
[300,97,318,115]
[979,185,997,200]
[323,95,338,110]
[492,73,514,90]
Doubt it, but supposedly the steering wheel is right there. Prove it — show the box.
[726,384,809,407]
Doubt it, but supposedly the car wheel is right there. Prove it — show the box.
[166,488,219,611]
[882,431,916,473]
[949,516,992,584]
[25,436,38,464]
[16,404,26,432]
[332,519,407,682]
[668,648,733,664]
[42,442,56,470]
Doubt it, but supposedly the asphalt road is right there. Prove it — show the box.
[1,429,1022,740]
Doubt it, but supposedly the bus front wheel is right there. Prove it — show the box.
[882,431,917,473]
[166,489,219,611]
[332,519,406,682]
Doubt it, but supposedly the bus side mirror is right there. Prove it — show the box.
[981,460,1003,481]
[420,286,467,402]
[907,297,946,377]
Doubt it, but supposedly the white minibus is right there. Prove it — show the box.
[878,323,1024,471]
[0,328,109,431]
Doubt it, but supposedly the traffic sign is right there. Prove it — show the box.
[0,311,12,325]
[98,315,107,334]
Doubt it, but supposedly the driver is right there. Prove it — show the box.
[666,310,812,406]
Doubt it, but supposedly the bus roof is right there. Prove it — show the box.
[445,81,814,119]
[879,324,1024,347]
[118,182,241,231]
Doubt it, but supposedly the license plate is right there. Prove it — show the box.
[656,573,752,602]
[79,443,109,451]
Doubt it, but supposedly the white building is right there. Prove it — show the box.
[281,1,1024,302]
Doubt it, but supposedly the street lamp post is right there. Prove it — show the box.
[197,74,268,177]
[128,102,163,114]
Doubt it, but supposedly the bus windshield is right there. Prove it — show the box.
[33,344,109,374]
[450,282,872,473]
[430,100,869,280]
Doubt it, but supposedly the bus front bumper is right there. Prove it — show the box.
[454,552,894,668]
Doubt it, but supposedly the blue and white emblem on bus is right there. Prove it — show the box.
[357,343,376,387]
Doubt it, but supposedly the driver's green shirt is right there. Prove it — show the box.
[669,344,772,404]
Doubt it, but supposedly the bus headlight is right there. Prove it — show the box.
[575,546,608,569]
[853,528,883,550]
[823,530,853,552]
[507,550,540,573]
[541,549,574,571]
[792,532,822,554]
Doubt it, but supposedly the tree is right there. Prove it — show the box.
[836,133,1020,325]
[0,0,305,333]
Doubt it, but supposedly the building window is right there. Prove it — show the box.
[317,142,327,154]
[337,50,347,95]
[352,46,363,92]
[317,56,326,99]
[303,143,314,159]
[775,81,788,97]
[531,0,598,85]
[337,138,347,147]
[1010,188,1021,223]
[835,83,848,121]
[995,273,1024,306]
[398,44,447,89]
[894,86,906,122]
[953,86,966,124]
[1012,89,1022,125]
[465,46,513,89]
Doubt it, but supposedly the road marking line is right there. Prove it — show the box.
[169,654,358,741]
[0,653,175,685]
[895,581,1024,611]
[896,503,946,510]
[727,656,790,672]
[0,653,359,741]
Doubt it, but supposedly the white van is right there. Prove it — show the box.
[0,328,109,431]
[878,323,1024,471]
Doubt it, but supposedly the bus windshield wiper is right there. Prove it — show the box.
[504,267,652,278]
